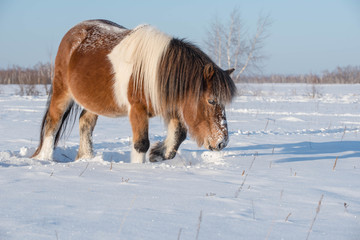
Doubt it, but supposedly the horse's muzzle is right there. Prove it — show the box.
[207,138,228,151]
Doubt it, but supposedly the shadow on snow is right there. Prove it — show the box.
[226,140,360,163]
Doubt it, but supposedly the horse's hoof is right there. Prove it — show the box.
[149,141,165,162]
[149,155,163,162]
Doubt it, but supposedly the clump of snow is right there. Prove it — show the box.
[201,151,225,165]
[19,146,35,157]
[278,116,304,122]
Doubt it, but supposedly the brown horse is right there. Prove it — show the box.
[32,19,236,163]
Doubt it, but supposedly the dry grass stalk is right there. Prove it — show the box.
[251,200,255,220]
[196,210,203,240]
[177,228,182,240]
[61,153,72,161]
[235,173,248,198]
[235,152,257,198]
[79,162,89,177]
[264,119,269,131]
[341,126,347,141]
[119,195,137,234]
[333,156,338,171]
[285,213,292,222]
[306,194,324,240]
[249,152,258,170]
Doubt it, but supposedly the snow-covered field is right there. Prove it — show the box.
[0,84,359,240]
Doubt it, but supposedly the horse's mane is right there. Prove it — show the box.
[158,38,237,117]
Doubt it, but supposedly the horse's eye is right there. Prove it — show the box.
[208,99,216,105]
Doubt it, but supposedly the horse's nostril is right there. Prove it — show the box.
[217,142,226,150]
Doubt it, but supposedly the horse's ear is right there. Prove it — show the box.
[203,63,214,80]
[225,68,235,75]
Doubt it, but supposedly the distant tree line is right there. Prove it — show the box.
[0,62,52,95]
[0,63,359,86]
[0,63,52,85]
[240,66,360,84]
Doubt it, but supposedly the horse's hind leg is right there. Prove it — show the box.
[149,118,187,162]
[76,110,98,160]
[32,90,72,160]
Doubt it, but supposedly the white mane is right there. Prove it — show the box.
[108,25,171,113]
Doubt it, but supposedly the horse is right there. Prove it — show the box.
[31,19,237,163]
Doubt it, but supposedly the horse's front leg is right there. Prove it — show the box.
[129,103,150,163]
[150,118,187,162]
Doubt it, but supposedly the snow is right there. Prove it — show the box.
[0,84,359,239]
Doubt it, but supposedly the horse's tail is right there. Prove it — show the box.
[53,100,81,147]
[33,88,80,157]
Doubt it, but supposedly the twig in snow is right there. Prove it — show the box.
[306,194,324,240]
[249,152,258,170]
[235,152,257,198]
[251,200,255,220]
[285,213,292,222]
[235,173,248,198]
[119,195,137,234]
[341,126,347,141]
[264,119,269,131]
[196,210,203,240]
[55,230,59,240]
[265,220,275,240]
[79,162,89,177]
[61,153,72,161]
[177,228,182,240]
[266,189,285,239]
[333,156,338,171]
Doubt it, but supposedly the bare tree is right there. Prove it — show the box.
[205,8,271,81]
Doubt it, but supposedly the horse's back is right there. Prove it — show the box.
[58,20,128,60]
[54,20,130,117]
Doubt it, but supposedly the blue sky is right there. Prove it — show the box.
[0,0,359,75]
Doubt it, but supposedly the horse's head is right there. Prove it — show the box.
[182,63,236,151]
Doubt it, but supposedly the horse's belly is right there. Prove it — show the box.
[68,57,128,118]
[70,83,128,117]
